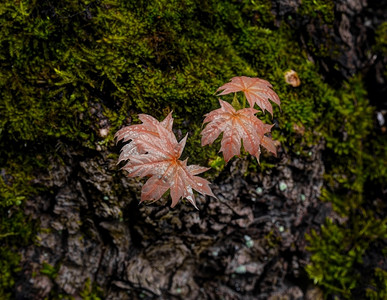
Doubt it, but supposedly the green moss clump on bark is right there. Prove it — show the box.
[0,209,36,298]
[0,143,43,297]
[306,217,387,299]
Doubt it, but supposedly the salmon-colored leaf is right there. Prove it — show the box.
[217,76,280,115]
[201,99,276,162]
[115,113,215,208]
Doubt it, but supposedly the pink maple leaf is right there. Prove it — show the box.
[217,76,281,115]
[115,113,215,209]
[201,99,277,162]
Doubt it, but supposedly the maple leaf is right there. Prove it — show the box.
[115,113,215,209]
[201,99,277,162]
[216,76,280,115]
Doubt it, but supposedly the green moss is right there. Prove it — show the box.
[40,262,59,279]
[318,76,376,216]
[0,208,36,298]
[0,144,45,297]
[0,246,20,299]
[302,71,387,299]
[302,73,386,298]
[79,278,103,300]
[298,0,335,24]
[296,0,338,60]
[306,216,387,299]
[374,21,387,55]
[366,268,387,300]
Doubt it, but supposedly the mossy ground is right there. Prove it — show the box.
[1,0,386,298]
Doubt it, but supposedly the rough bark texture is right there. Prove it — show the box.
[11,0,387,299]
[18,141,328,299]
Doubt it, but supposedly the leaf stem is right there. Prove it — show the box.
[242,93,246,109]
